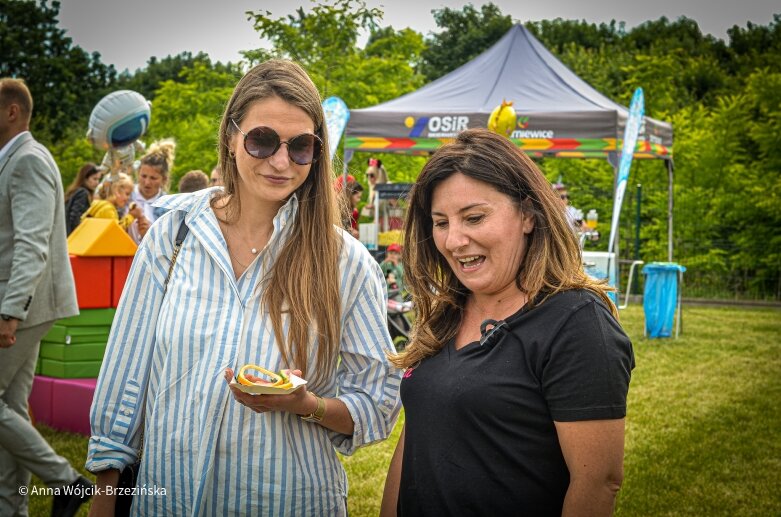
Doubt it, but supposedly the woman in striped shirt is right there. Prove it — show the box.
[87,60,402,516]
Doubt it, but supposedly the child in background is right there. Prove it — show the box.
[81,173,146,231]
[380,243,404,295]
[334,175,363,239]
[345,179,363,238]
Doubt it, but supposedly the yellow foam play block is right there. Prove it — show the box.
[67,218,137,256]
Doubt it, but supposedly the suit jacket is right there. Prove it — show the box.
[0,132,78,328]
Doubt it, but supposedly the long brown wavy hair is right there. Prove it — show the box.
[64,162,100,202]
[213,60,342,385]
[391,128,616,370]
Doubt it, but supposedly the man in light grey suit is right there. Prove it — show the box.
[0,78,93,517]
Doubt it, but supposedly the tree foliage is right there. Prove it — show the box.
[144,62,241,188]
[8,0,781,298]
[115,51,236,101]
[420,3,513,81]
[243,0,424,108]
[0,0,115,141]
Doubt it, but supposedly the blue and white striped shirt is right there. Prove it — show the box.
[86,189,402,516]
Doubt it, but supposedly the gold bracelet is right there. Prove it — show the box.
[300,394,326,422]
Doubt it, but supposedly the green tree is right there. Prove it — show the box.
[526,18,625,53]
[420,3,513,81]
[0,0,116,141]
[144,62,241,190]
[243,0,382,73]
[243,0,425,161]
[115,52,237,101]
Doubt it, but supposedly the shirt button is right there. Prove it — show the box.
[123,409,131,416]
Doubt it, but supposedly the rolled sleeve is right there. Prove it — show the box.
[86,218,175,473]
[329,256,402,455]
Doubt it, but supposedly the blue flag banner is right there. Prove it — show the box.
[322,96,350,158]
[608,88,644,255]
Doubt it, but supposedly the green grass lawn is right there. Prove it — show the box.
[25,305,780,516]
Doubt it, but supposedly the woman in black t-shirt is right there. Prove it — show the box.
[381,129,634,517]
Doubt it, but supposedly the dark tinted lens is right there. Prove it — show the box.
[288,134,322,165]
[245,126,280,158]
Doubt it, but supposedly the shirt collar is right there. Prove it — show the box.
[0,131,29,163]
[154,188,299,231]
[132,185,164,204]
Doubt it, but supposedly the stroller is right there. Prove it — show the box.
[387,288,413,351]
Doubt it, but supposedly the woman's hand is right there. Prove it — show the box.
[128,203,144,219]
[223,368,317,417]
[136,216,150,238]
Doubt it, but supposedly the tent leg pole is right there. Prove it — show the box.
[611,158,621,297]
[667,159,674,261]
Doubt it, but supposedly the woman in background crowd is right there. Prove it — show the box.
[128,138,175,242]
[64,162,103,235]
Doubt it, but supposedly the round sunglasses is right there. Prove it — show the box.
[231,119,322,165]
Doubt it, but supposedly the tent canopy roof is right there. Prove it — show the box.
[345,24,672,159]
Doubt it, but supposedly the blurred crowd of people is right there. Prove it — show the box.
[63,143,225,243]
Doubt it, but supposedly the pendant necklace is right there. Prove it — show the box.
[227,221,268,257]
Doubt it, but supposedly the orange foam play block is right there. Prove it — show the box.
[111,256,134,307]
[67,218,137,257]
[69,255,112,308]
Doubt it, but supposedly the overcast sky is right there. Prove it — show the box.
[58,0,779,73]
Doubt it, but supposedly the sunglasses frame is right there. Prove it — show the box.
[231,119,322,165]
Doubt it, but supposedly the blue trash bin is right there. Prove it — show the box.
[642,262,686,338]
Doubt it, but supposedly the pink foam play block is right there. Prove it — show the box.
[29,375,55,426]
[50,378,97,436]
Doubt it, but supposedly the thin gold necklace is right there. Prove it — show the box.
[226,243,250,269]
[227,221,271,255]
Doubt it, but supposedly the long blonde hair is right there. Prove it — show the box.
[96,173,133,203]
[391,128,616,370]
[214,59,342,384]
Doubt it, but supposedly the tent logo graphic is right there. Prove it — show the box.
[517,116,529,129]
[406,116,429,137]
[405,116,469,137]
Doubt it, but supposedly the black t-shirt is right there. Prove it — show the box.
[398,289,634,517]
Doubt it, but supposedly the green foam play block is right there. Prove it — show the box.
[56,308,116,327]
[43,325,110,345]
[39,342,107,362]
[39,358,103,379]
